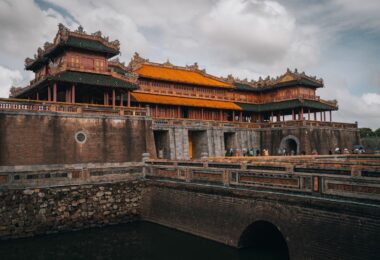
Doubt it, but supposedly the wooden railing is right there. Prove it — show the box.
[0,98,147,117]
[145,155,380,201]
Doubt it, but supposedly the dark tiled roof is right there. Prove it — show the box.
[53,71,138,89]
[15,71,138,98]
[26,37,119,71]
[237,99,336,112]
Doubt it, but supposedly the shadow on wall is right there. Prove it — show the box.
[238,220,289,260]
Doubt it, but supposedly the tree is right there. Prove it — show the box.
[374,128,380,137]
[359,128,374,138]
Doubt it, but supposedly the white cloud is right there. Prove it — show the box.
[200,0,295,64]
[0,66,23,98]
[319,76,380,129]
[362,93,380,106]
[0,0,379,128]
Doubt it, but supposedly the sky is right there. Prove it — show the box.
[0,0,379,128]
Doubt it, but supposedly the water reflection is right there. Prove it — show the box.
[0,222,288,260]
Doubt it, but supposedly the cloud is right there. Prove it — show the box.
[0,0,379,128]
[0,66,23,98]
[362,93,380,106]
[0,0,69,95]
[319,75,380,129]
[199,0,295,64]
[331,0,380,30]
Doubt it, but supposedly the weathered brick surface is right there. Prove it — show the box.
[0,112,155,166]
[260,127,360,155]
[142,181,380,260]
[0,180,145,239]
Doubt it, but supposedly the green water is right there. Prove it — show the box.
[0,222,288,260]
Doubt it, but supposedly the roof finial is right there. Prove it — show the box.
[76,25,85,33]
[163,58,173,66]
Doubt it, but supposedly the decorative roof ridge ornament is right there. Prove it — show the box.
[75,25,85,34]
[186,62,199,71]
[109,57,127,69]
[163,58,173,67]
[128,52,149,71]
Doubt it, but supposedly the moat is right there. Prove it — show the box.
[0,222,288,260]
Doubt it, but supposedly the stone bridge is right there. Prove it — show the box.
[0,155,379,259]
[142,155,380,260]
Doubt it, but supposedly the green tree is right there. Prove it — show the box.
[374,128,380,137]
[359,128,374,138]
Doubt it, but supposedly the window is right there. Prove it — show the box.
[75,131,87,144]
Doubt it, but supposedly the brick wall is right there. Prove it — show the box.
[0,111,155,166]
[260,127,360,155]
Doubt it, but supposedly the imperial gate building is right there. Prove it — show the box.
[6,24,359,163]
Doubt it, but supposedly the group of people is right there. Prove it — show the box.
[225,148,268,157]
[330,147,365,154]
[279,148,297,156]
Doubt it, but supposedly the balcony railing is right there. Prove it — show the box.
[0,98,147,117]
[152,118,358,129]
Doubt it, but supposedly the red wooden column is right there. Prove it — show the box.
[324,111,326,122]
[330,110,332,122]
[239,111,243,122]
[201,108,204,120]
[127,91,131,107]
[53,82,57,102]
[232,111,235,122]
[103,91,107,105]
[177,106,181,118]
[301,107,304,120]
[47,86,51,101]
[112,89,116,108]
[282,113,285,122]
[71,85,75,103]
[65,88,69,103]
[155,105,158,117]
[320,111,323,122]
[271,111,274,122]
[292,109,295,120]
[314,111,317,121]
[120,92,123,107]
[308,109,310,120]
[220,110,223,121]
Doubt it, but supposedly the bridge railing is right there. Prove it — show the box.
[0,162,144,189]
[144,155,380,201]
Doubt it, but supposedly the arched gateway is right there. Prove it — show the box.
[279,135,300,155]
[238,220,289,259]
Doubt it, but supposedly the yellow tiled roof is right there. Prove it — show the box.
[131,92,241,110]
[136,64,232,88]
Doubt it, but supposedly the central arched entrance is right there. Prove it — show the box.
[279,135,300,155]
[238,221,289,260]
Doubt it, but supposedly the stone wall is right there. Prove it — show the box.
[0,111,155,166]
[152,125,260,159]
[0,179,145,239]
[260,126,360,155]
